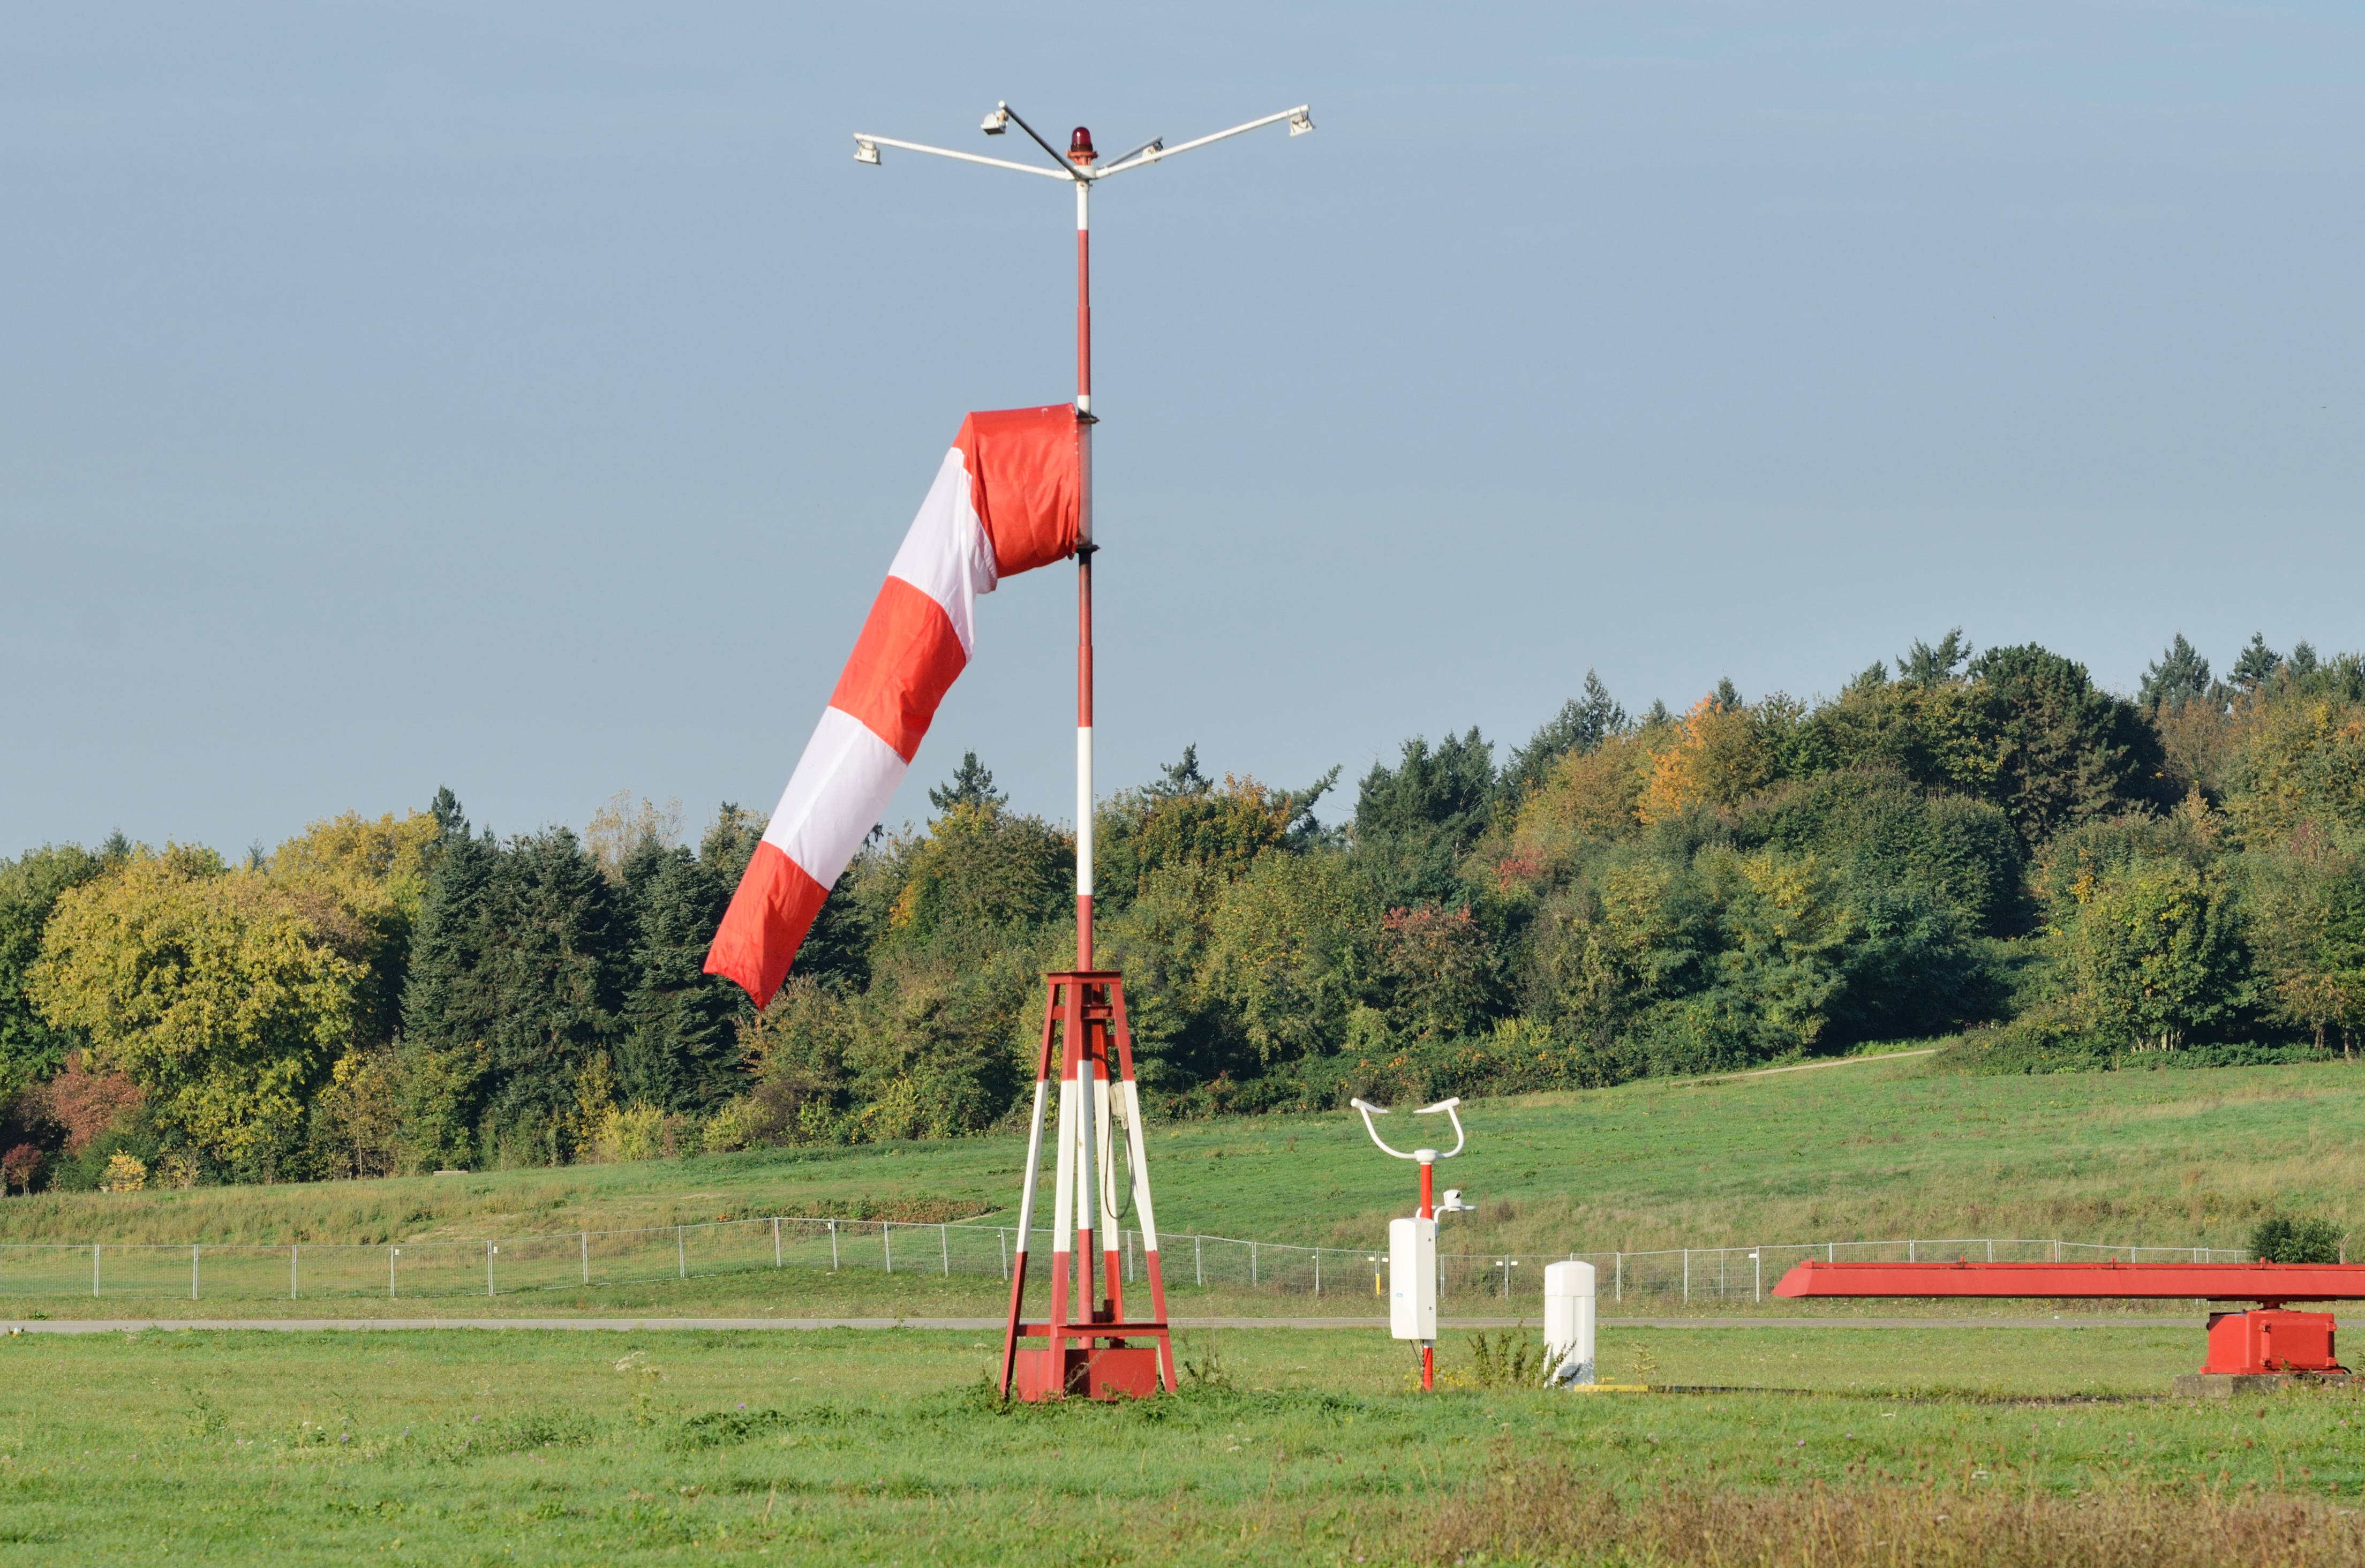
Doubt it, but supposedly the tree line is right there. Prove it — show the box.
[3,630,2362,1192]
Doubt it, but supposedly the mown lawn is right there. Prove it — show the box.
[3,1323,2363,1565]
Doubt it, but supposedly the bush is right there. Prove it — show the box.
[2250,1215,2345,1264]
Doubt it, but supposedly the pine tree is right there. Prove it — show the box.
[929,752,1006,815]
[1500,671,1628,804]
[1896,628,1971,688]
[2140,634,2212,712]
[616,844,743,1113]
[2232,632,2284,692]
[1352,728,1495,909]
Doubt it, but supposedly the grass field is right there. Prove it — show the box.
[8,1055,2364,1269]
[5,1323,2365,1565]
[11,1061,2365,1561]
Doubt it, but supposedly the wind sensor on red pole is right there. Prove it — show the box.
[1353,1096,1472,1391]
[852,98,1314,1400]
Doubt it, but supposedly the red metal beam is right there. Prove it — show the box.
[1773,1260,2365,1305]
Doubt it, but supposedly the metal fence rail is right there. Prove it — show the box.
[0,1222,2256,1305]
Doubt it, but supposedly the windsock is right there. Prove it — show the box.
[704,405,1081,1006]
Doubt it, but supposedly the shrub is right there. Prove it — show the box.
[2250,1215,2344,1264]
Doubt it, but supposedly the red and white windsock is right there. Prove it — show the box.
[704,404,1081,1006]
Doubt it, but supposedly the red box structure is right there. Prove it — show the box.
[2205,1309,2340,1375]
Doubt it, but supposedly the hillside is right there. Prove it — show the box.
[6,1054,2359,1261]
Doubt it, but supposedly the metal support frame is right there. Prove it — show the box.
[999,971,1172,1400]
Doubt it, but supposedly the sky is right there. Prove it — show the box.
[3,1,2361,855]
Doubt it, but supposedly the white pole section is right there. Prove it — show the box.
[773,1217,782,1269]
[291,1245,298,1301]
[1013,1077,1050,1258]
[585,1231,592,1284]
[192,1244,199,1301]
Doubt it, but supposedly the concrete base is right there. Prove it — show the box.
[2174,1372,2356,1398]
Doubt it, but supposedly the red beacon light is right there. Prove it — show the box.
[1068,126,1097,166]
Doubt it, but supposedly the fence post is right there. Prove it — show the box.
[1683,1249,1689,1304]
[830,1221,839,1272]
[389,1247,397,1300]
[192,1243,200,1301]
[1827,1242,1834,1262]
[1615,1252,1621,1303]
[677,1225,686,1280]
[93,1243,100,1298]
[583,1231,591,1285]
[1753,1250,1760,1303]
[1314,1248,1321,1297]
[291,1245,299,1301]
[1251,1242,1257,1287]
[942,1223,950,1278]
[487,1240,496,1298]
[1195,1234,1203,1288]
[2052,1240,2060,1262]
[1987,1239,1994,1263]
[1000,1228,1008,1282]
[884,1223,893,1275]
[773,1218,782,1269]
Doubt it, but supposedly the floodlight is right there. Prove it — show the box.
[854,138,880,165]
[1288,108,1315,135]
[981,105,1009,135]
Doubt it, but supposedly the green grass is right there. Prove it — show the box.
[3,1324,2362,1564]
[9,1056,2365,1317]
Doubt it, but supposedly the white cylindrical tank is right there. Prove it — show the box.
[1543,1260,1596,1386]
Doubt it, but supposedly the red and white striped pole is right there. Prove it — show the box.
[1072,130,1096,973]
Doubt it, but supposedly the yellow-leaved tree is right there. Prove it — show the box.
[1637,695,1773,824]
[29,846,359,1179]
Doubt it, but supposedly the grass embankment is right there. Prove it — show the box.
[6,1057,2364,1317]
[4,1325,2364,1564]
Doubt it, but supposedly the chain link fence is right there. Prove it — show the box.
[0,1222,2258,1305]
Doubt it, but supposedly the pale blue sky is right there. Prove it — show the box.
[3,2,2360,853]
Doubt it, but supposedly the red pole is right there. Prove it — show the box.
[1419,1158,1435,1391]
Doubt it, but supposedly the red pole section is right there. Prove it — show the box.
[1418,1158,1435,1391]
[1773,1261,2365,1305]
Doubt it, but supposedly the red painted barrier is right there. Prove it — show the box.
[1770,1260,2365,1376]
[1772,1261,2365,1305]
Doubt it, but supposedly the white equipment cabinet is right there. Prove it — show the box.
[1388,1217,1437,1341]
[1543,1260,1596,1386]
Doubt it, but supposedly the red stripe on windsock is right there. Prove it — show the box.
[829,576,969,763]
[703,840,828,1006]
[958,405,1080,577]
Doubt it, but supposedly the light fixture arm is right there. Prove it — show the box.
[856,104,1313,183]
[849,133,1071,180]
[993,102,1084,178]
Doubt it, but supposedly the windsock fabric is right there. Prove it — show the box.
[704,405,1080,1006]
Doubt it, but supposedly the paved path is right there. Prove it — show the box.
[3,1313,2204,1334]
[1712,1048,1939,1081]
